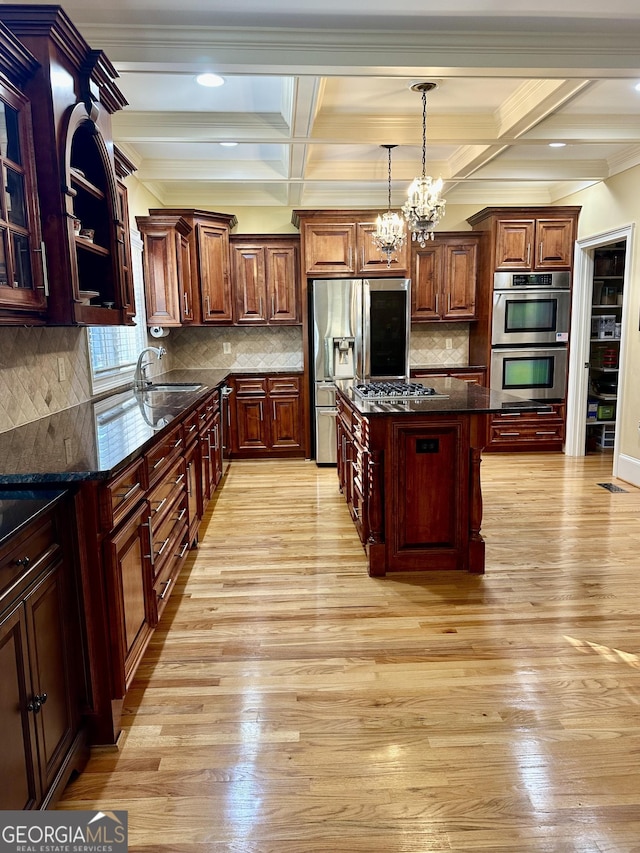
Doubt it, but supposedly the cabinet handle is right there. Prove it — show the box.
[152,455,166,470]
[272,401,276,420]
[153,497,167,514]
[259,296,263,318]
[259,401,264,421]
[178,541,190,559]
[271,294,275,318]
[535,430,557,435]
[183,292,189,315]
[205,294,211,317]
[116,483,140,501]
[539,241,543,265]
[143,518,154,565]
[177,507,187,522]
[158,578,173,600]
[14,556,30,568]
[27,693,47,714]
[173,438,183,449]
[498,411,521,418]
[500,431,521,437]
[189,423,197,433]
[157,536,171,557]
[36,241,50,297]
[348,246,352,269]
[526,243,531,266]
[174,473,185,486]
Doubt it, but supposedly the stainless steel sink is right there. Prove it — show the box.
[144,383,204,393]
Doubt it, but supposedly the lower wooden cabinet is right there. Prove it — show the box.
[411,367,486,386]
[487,403,565,451]
[230,374,305,458]
[0,495,87,810]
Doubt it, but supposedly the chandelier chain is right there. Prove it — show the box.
[421,88,427,179]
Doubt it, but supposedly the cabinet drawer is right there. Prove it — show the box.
[144,423,184,485]
[490,422,565,444]
[149,491,188,580]
[100,458,145,531]
[182,409,200,445]
[148,457,186,524]
[0,515,60,606]
[152,526,189,622]
[235,377,267,396]
[267,375,300,395]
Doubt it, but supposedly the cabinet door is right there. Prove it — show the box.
[235,397,269,452]
[441,241,477,320]
[104,503,154,696]
[184,446,201,544]
[25,563,76,797]
[0,602,39,809]
[0,82,46,318]
[535,218,574,269]
[232,244,268,324]
[303,222,356,275]
[116,181,135,321]
[179,233,195,322]
[357,222,409,275]
[270,396,303,449]
[495,219,535,270]
[197,223,233,323]
[266,244,299,323]
[412,245,442,320]
[141,228,182,327]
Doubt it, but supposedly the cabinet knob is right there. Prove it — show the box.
[15,556,30,568]
[27,693,47,714]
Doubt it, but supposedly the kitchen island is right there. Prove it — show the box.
[336,377,550,577]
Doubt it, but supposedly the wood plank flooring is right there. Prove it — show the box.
[58,453,640,852]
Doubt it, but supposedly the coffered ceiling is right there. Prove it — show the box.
[19,1,640,212]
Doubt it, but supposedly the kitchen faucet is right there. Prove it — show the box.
[133,345,166,390]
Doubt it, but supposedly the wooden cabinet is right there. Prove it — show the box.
[103,501,153,696]
[494,217,575,271]
[231,235,301,324]
[231,374,305,458]
[148,209,237,325]
[197,390,223,510]
[0,6,130,326]
[336,393,369,544]
[137,214,194,327]
[292,210,409,277]
[488,403,565,450]
[0,25,46,322]
[411,235,479,322]
[0,494,87,809]
[412,367,486,386]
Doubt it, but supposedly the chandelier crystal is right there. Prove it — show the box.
[372,144,405,267]
[402,82,446,246]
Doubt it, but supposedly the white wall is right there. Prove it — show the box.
[560,168,640,478]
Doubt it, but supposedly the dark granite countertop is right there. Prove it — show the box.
[0,367,304,485]
[0,369,230,484]
[337,377,554,417]
[0,489,68,548]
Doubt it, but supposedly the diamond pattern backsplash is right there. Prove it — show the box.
[0,327,92,433]
[0,322,470,435]
[170,325,304,371]
[410,324,470,367]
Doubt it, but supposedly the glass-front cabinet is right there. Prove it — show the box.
[0,23,46,321]
[0,6,129,326]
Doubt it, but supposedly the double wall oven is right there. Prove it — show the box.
[490,271,570,401]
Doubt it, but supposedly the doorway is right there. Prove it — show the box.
[565,225,634,477]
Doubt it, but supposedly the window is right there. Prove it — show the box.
[87,230,146,394]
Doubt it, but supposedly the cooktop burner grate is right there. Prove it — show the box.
[353,381,448,401]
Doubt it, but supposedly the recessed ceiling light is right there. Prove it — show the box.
[549,142,567,148]
[196,73,224,88]
[219,142,238,147]
[635,82,640,92]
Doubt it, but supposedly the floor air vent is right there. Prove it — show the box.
[598,482,628,493]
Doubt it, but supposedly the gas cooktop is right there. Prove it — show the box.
[353,381,449,401]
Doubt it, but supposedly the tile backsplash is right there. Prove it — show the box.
[0,322,471,434]
[0,327,91,433]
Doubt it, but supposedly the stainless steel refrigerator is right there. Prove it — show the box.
[311,277,410,464]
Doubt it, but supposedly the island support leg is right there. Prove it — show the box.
[468,446,485,574]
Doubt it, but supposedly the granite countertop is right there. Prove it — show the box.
[337,377,554,417]
[0,489,68,548]
[0,367,305,484]
[0,369,231,484]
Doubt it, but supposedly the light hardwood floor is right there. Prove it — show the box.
[59,452,640,852]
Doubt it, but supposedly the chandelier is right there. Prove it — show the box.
[372,144,406,266]
[402,82,446,246]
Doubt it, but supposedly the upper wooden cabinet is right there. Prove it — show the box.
[136,214,194,327]
[0,23,46,323]
[468,206,580,273]
[292,210,409,277]
[411,234,479,322]
[0,6,130,326]
[148,209,237,325]
[230,235,301,325]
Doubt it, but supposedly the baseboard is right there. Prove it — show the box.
[615,453,640,488]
